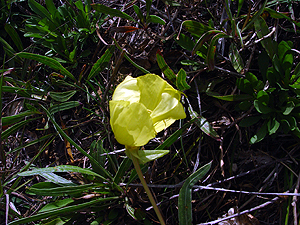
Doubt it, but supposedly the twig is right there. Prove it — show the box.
[6,194,9,225]
[292,171,300,225]
[198,196,280,225]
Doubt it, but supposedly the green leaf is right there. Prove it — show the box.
[206,92,253,101]
[182,20,213,38]
[254,16,276,59]
[206,32,230,71]
[155,119,196,150]
[17,53,76,82]
[139,150,169,164]
[28,0,53,23]
[258,51,269,81]
[250,121,268,144]
[133,5,144,24]
[48,101,80,114]
[156,50,176,84]
[39,172,76,186]
[176,68,191,91]
[4,24,23,51]
[45,0,61,20]
[283,101,295,115]
[254,100,272,114]
[2,118,36,141]
[87,45,115,80]
[91,4,135,22]
[178,162,211,225]
[146,15,165,25]
[2,110,38,126]
[18,165,107,180]
[229,43,244,73]
[8,196,119,225]
[237,0,244,16]
[188,106,220,140]
[49,90,77,102]
[146,0,152,18]
[39,198,74,213]
[175,33,194,51]
[267,118,280,135]
[113,158,132,184]
[27,182,98,196]
[242,0,267,32]
[239,116,261,127]
[257,90,269,104]
[192,30,221,55]
[236,78,254,95]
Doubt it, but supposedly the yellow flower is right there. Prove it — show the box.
[109,74,186,148]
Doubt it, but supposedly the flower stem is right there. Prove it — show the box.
[131,155,166,225]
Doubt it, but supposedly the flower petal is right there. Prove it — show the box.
[151,90,186,133]
[137,74,166,111]
[112,76,140,103]
[110,100,156,147]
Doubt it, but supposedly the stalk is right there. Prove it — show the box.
[131,155,166,225]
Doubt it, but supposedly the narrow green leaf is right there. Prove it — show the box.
[4,24,23,51]
[188,106,220,140]
[48,101,80,114]
[133,5,144,24]
[206,33,230,71]
[146,15,165,25]
[242,0,267,32]
[206,92,253,101]
[182,20,213,38]
[229,43,244,73]
[156,50,176,84]
[39,198,74,213]
[155,119,196,150]
[27,183,97,196]
[178,162,211,225]
[8,196,119,225]
[28,0,52,22]
[254,16,276,59]
[146,0,152,18]
[87,45,115,80]
[17,53,76,82]
[2,110,38,126]
[135,150,169,164]
[45,0,60,20]
[39,172,76,186]
[176,68,191,91]
[49,90,77,102]
[91,4,135,22]
[0,37,18,61]
[18,165,106,180]
[2,118,36,141]
[113,158,132,184]
[192,30,222,55]
[237,0,244,16]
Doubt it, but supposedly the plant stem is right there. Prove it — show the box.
[131,155,166,225]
